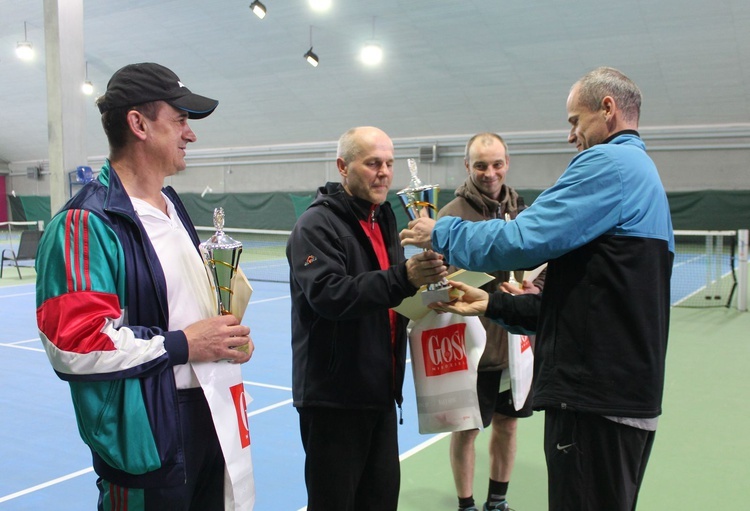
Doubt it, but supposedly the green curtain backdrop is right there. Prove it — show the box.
[8,190,750,232]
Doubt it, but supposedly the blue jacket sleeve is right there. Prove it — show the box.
[433,150,624,271]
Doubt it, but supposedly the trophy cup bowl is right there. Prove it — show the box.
[396,184,439,221]
[397,158,452,305]
[199,207,248,353]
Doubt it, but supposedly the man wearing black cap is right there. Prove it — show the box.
[36,63,255,510]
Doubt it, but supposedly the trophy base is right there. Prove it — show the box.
[421,286,453,306]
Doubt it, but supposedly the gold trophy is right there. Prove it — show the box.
[200,207,248,353]
[397,158,452,305]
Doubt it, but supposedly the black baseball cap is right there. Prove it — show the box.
[96,62,218,119]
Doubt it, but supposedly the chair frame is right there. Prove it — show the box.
[1,230,42,279]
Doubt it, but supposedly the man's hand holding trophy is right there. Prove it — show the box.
[397,158,453,305]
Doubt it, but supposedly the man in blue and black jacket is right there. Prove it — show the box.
[400,67,675,511]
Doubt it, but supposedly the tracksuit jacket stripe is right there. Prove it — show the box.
[64,209,92,293]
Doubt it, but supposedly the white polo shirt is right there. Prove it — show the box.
[131,193,216,389]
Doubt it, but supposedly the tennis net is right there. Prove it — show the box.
[193,226,423,285]
[672,230,740,308]
[195,226,291,283]
[194,226,747,310]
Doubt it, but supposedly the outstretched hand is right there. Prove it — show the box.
[499,279,541,295]
[429,280,489,316]
[399,216,436,250]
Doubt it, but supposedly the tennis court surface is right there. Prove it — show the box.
[1,232,748,509]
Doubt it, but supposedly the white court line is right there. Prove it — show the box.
[0,393,295,503]
[0,291,291,502]
[0,294,291,352]
[399,432,450,461]
[249,295,290,304]
[296,359,423,508]
[0,341,44,353]
[244,380,292,392]
[0,467,95,503]
[671,267,733,306]
[0,291,35,299]
[672,254,705,269]
[0,338,294,502]
[248,398,294,417]
[7,338,41,346]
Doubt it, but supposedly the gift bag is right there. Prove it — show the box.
[193,361,256,510]
[507,332,534,411]
[408,311,486,434]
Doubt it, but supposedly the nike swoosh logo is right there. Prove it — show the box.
[556,443,575,451]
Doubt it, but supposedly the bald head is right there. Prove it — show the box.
[337,126,391,164]
[336,126,394,204]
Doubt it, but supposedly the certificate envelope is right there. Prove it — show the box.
[393,269,494,321]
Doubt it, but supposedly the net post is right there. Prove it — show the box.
[738,229,748,312]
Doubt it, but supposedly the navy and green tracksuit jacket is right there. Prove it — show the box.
[36,161,196,488]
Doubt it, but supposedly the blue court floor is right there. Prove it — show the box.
[0,279,444,510]
[0,248,744,510]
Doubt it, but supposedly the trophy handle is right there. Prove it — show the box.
[411,201,437,214]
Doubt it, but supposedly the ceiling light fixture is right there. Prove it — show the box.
[82,61,94,95]
[360,42,382,66]
[360,17,383,66]
[309,0,332,12]
[249,0,267,19]
[304,26,319,67]
[304,48,319,67]
[16,22,34,61]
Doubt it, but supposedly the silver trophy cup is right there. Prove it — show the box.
[397,158,452,305]
[199,208,248,353]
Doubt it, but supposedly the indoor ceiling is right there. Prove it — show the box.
[1,0,749,167]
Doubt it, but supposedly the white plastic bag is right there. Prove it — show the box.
[193,361,255,510]
[507,333,534,411]
[408,311,486,434]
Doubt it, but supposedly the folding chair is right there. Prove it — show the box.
[1,229,42,279]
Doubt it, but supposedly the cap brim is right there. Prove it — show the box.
[167,93,219,119]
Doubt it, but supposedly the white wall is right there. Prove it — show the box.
[6,125,749,196]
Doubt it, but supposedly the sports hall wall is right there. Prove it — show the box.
[5,128,750,231]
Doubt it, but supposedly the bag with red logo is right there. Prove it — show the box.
[408,310,486,434]
[194,361,256,510]
[507,332,534,411]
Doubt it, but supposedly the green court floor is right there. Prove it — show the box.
[0,265,36,284]
[5,266,748,510]
[399,305,750,510]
